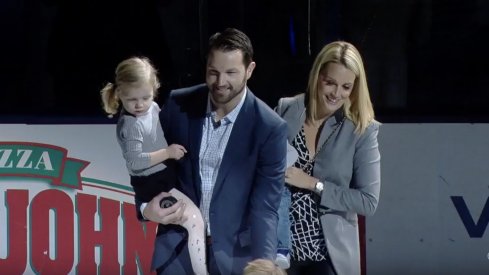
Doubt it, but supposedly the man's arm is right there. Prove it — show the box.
[250,120,288,259]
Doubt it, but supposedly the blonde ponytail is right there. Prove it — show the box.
[100,82,119,117]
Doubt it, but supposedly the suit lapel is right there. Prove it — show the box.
[211,91,255,200]
[316,109,344,150]
[187,89,207,201]
[288,97,306,142]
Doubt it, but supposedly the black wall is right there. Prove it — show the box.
[1,0,488,121]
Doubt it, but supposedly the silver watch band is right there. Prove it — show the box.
[315,181,324,194]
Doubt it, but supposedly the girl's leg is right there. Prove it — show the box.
[169,188,207,275]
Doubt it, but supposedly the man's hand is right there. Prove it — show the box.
[143,192,187,225]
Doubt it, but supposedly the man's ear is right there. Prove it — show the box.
[246,62,256,80]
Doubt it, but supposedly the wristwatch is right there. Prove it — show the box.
[314,181,324,194]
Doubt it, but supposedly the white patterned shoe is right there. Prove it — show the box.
[275,252,290,269]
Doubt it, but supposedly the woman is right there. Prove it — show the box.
[275,41,381,275]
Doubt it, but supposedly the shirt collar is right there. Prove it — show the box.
[205,87,247,124]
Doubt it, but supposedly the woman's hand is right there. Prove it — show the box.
[285,167,318,191]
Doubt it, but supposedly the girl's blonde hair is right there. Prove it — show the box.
[100,56,160,116]
[306,41,375,134]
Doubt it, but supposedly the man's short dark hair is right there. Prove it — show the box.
[208,28,254,68]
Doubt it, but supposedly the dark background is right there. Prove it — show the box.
[1,0,488,122]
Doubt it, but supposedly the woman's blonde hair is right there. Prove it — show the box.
[100,56,160,116]
[306,41,375,134]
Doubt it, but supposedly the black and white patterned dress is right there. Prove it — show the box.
[289,126,328,261]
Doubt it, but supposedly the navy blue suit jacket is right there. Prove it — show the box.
[151,84,287,274]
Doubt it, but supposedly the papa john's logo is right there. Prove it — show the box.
[0,142,157,275]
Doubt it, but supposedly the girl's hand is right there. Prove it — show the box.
[167,144,187,160]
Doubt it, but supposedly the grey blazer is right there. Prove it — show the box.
[276,94,381,275]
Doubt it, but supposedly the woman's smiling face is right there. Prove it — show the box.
[317,62,356,116]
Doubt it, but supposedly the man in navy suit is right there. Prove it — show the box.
[139,28,288,274]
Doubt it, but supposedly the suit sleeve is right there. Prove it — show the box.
[250,120,288,259]
[134,197,148,221]
[319,123,381,216]
[159,96,172,141]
